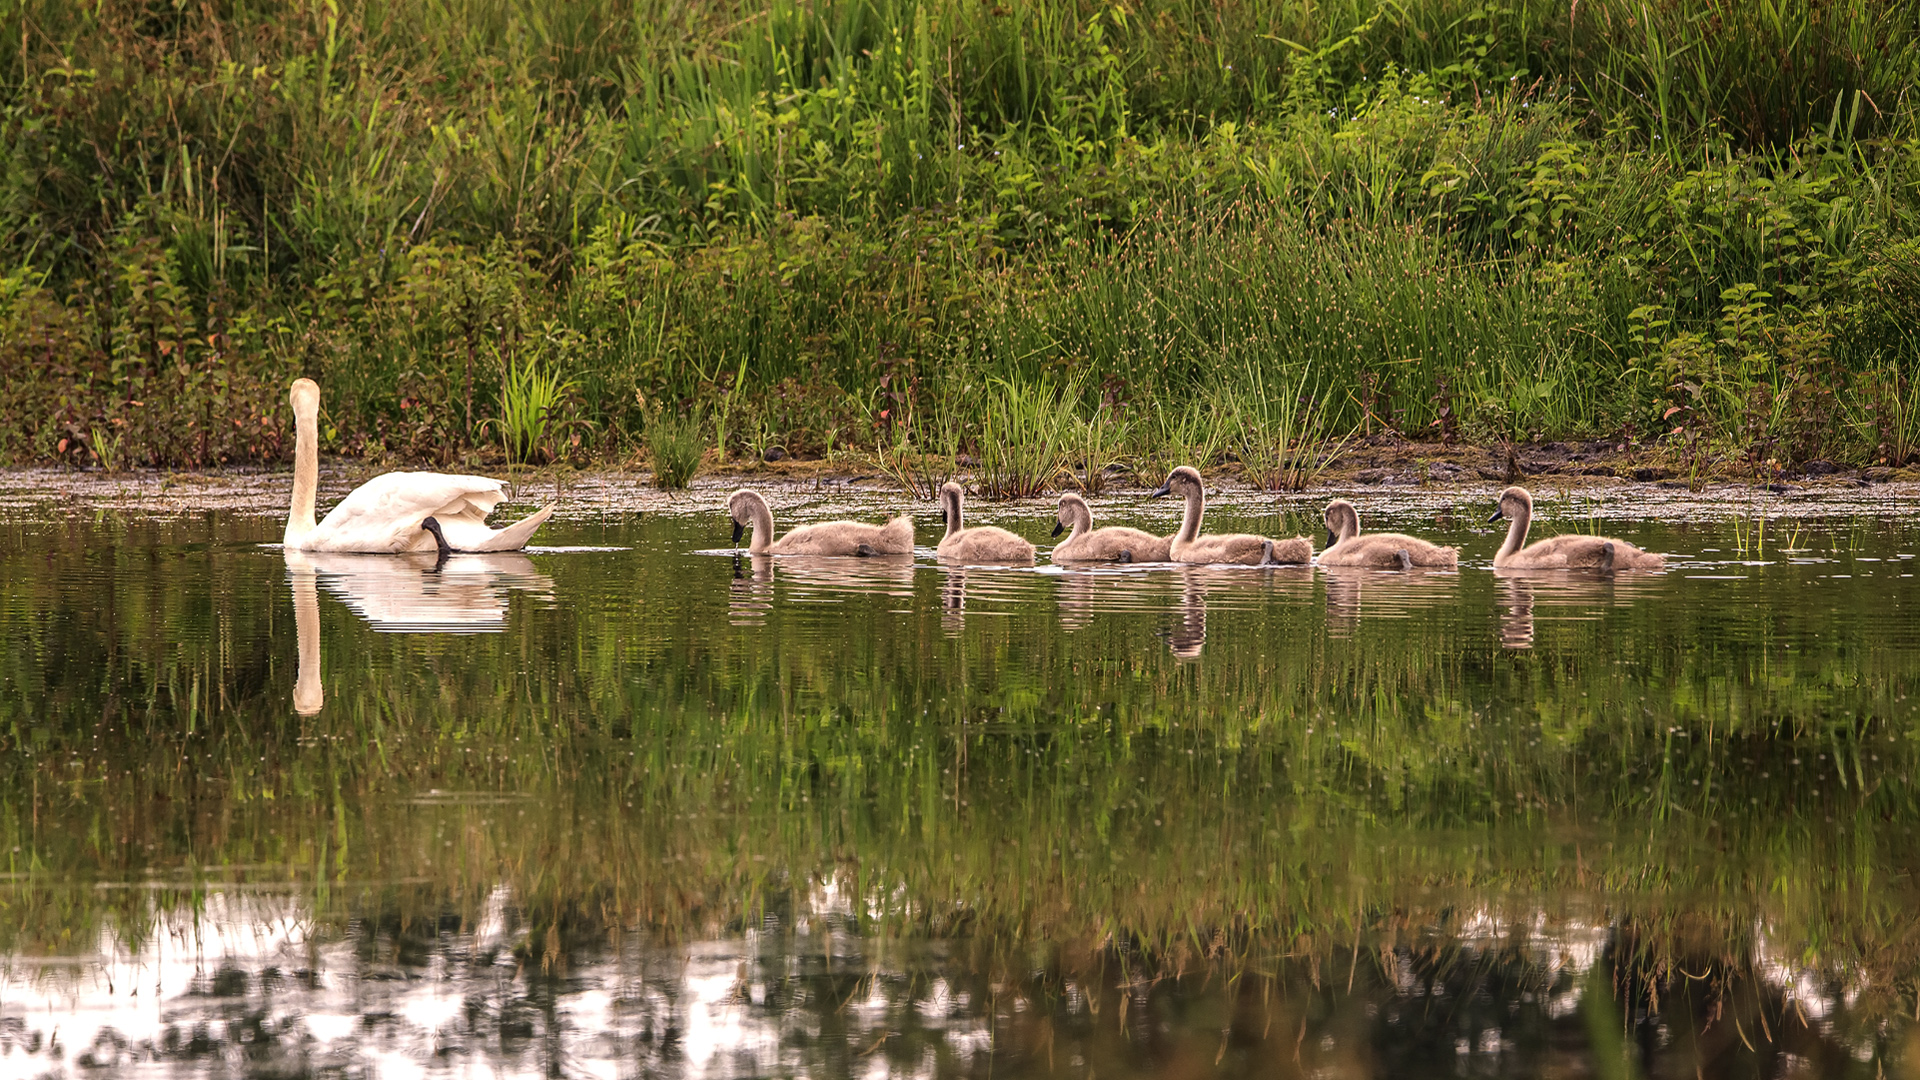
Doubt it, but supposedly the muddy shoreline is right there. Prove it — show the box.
[5,437,1917,527]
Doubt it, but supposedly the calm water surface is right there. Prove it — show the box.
[3,473,1920,1079]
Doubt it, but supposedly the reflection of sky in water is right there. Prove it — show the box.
[2,877,1009,1078]
[0,886,1880,1078]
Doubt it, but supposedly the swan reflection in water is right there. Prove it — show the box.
[942,566,968,633]
[286,549,556,715]
[1493,567,1659,649]
[730,553,775,625]
[1168,576,1207,659]
[729,554,916,626]
[1161,566,1314,660]
[1321,565,1460,640]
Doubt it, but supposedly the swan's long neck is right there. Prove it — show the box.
[744,494,774,555]
[1496,505,1531,563]
[285,388,319,545]
[943,488,963,539]
[1177,486,1203,544]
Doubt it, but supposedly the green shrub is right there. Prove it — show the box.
[646,411,705,490]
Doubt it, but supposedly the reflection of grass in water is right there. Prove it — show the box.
[1,518,1917,1023]
[3,674,1913,971]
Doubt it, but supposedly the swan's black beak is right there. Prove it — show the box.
[731,520,744,545]
[1487,509,1506,523]
[1051,521,1065,538]
[1148,483,1171,498]
[1326,529,1338,549]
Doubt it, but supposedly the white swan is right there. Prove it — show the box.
[283,378,554,553]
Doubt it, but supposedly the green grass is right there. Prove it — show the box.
[488,354,577,464]
[644,410,705,489]
[975,377,1076,499]
[1,0,1919,472]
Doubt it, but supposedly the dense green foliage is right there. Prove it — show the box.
[3,0,1920,472]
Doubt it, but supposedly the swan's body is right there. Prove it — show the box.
[283,379,552,553]
[1150,467,1312,565]
[935,482,1036,564]
[727,489,914,556]
[1050,493,1171,563]
[1489,486,1664,570]
[1319,500,1458,569]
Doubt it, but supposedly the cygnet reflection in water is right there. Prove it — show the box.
[730,553,775,625]
[729,553,918,625]
[941,566,969,633]
[1321,566,1461,640]
[1168,577,1207,659]
[1052,566,1175,631]
[775,553,917,603]
[1492,567,1659,649]
[1158,564,1315,659]
[286,549,555,633]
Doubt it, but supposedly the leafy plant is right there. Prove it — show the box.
[976,378,1076,501]
[488,354,578,465]
[88,424,125,472]
[1072,403,1127,495]
[646,410,704,490]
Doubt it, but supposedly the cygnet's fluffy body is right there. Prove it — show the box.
[727,489,914,556]
[1318,500,1459,569]
[1050,493,1171,563]
[1489,486,1664,570]
[1151,466,1312,565]
[936,482,1036,564]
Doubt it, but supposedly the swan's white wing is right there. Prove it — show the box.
[301,471,507,552]
[434,504,554,551]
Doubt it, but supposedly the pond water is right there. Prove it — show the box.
[2,472,1918,1079]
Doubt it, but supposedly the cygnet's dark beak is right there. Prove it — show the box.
[1148,483,1172,498]
[731,519,745,545]
[1051,521,1065,538]
[1326,529,1338,549]
[1487,508,1506,523]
